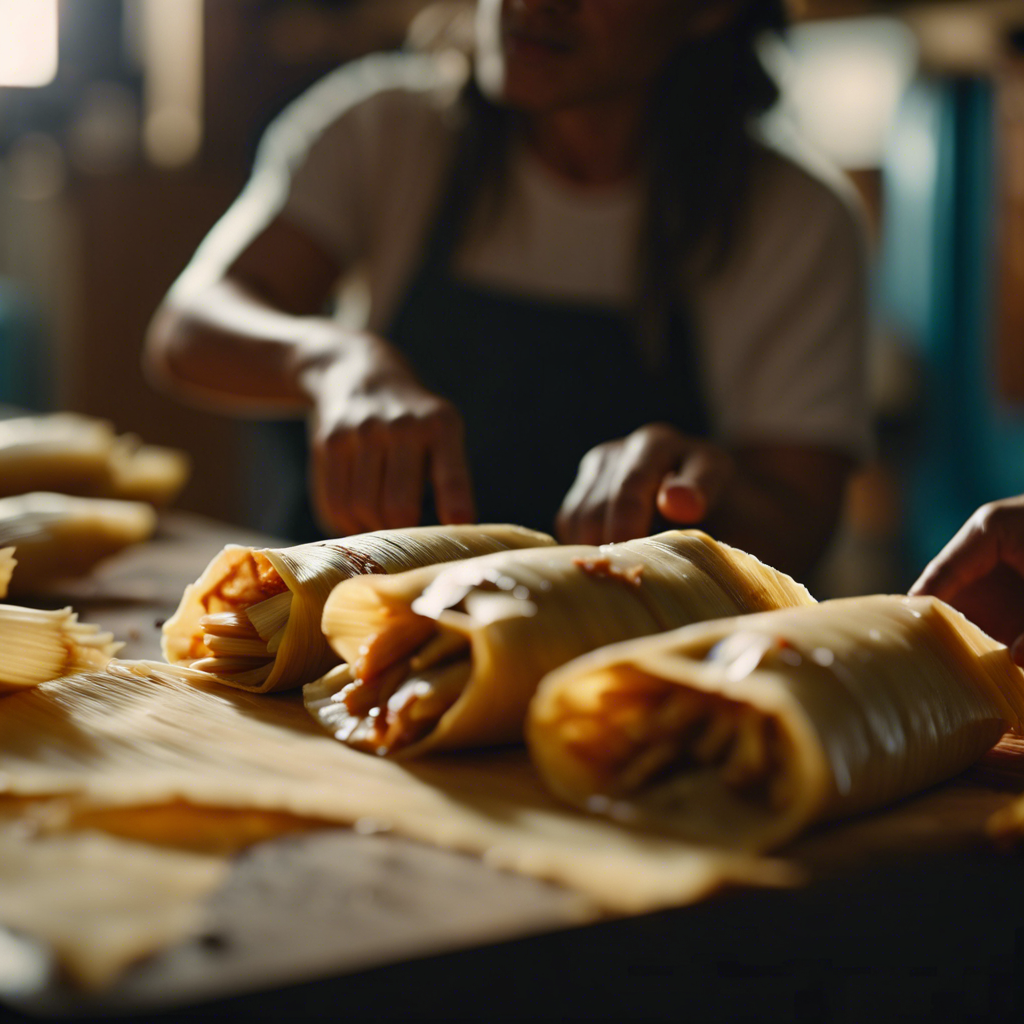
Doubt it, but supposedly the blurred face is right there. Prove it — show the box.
[475,0,738,112]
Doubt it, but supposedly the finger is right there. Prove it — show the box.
[311,441,360,537]
[558,447,618,546]
[348,428,387,531]
[656,446,730,524]
[908,518,1000,600]
[429,419,475,525]
[380,432,426,529]
[603,462,661,543]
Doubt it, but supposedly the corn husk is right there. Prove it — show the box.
[161,524,554,693]
[310,529,814,756]
[0,667,793,922]
[0,492,157,594]
[0,799,228,992]
[0,604,122,691]
[0,412,189,506]
[527,595,1024,852]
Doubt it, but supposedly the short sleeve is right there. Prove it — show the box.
[693,143,872,461]
[174,54,457,296]
[266,54,455,267]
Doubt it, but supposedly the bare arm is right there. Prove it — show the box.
[555,423,851,580]
[145,216,474,534]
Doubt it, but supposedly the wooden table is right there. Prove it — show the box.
[5,514,1024,1023]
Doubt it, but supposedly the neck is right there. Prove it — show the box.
[526,96,648,187]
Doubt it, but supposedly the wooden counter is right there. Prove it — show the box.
[5,513,1024,1023]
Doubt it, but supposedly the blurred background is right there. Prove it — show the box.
[0,0,1021,596]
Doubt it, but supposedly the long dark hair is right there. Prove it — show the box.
[435,1,790,362]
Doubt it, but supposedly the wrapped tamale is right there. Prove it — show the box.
[0,521,122,689]
[308,530,813,756]
[161,524,554,693]
[0,412,189,506]
[0,492,157,594]
[0,605,122,691]
[527,595,1024,852]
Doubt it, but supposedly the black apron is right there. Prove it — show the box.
[276,201,709,540]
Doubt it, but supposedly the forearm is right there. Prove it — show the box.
[144,279,407,416]
[704,449,850,582]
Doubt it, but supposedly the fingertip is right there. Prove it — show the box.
[657,483,706,524]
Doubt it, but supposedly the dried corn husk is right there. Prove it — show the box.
[310,530,814,756]
[0,799,227,991]
[0,412,189,506]
[0,667,793,921]
[527,595,1024,852]
[0,492,157,594]
[0,604,122,691]
[161,524,554,693]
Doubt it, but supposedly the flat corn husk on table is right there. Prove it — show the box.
[527,595,1024,853]
[158,524,554,693]
[309,529,814,757]
[0,546,122,691]
[0,492,157,594]
[0,412,190,505]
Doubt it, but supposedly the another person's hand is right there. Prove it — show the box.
[555,423,734,546]
[305,344,475,536]
[909,496,1024,663]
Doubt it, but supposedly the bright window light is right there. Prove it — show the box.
[763,18,919,170]
[0,0,59,88]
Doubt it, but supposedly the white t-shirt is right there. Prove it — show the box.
[190,53,871,457]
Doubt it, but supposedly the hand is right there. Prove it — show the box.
[306,346,475,536]
[909,496,1024,662]
[555,423,735,546]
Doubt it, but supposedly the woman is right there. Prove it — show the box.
[145,0,869,578]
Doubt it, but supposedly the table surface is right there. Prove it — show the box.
[5,513,1024,1024]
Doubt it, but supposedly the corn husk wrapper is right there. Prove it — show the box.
[0,605,122,691]
[0,492,157,594]
[0,412,189,506]
[161,524,554,693]
[527,595,1024,852]
[0,668,795,923]
[0,800,227,992]
[310,530,814,757]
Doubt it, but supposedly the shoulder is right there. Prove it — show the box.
[256,52,466,170]
[741,122,868,261]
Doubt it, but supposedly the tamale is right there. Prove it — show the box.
[0,492,156,594]
[0,605,122,691]
[161,524,554,692]
[527,595,1024,851]
[310,530,814,756]
[0,412,189,505]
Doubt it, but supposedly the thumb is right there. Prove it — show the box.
[656,446,731,524]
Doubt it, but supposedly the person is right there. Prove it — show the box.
[910,496,1024,664]
[144,0,870,579]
